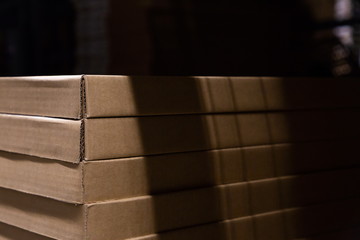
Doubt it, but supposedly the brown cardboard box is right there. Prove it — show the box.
[1,167,360,240]
[0,222,52,240]
[1,110,359,162]
[1,193,359,240]
[0,186,224,240]
[1,140,359,203]
[0,114,81,162]
[0,75,359,119]
[127,217,255,240]
[0,150,223,203]
[0,75,82,119]
[0,217,251,240]
[1,218,359,240]
[98,205,360,240]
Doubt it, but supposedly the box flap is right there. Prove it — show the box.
[0,114,82,163]
[0,151,83,203]
[0,188,85,240]
[0,75,82,119]
[84,110,360,160]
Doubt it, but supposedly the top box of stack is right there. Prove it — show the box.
[1,75,359,119]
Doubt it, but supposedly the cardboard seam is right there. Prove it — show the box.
[80,75,87,119]
[80,119,85,162]
[79,75,86,163]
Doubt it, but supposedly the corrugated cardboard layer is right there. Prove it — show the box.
[0,187,85,240]
[1,110,359,162]
[0,151,83,203]
[84,75,268,117]
[0,114,81,163]
[0,221,53,240]
[2,212,359,240]
[0,174,360,240]
[0,187,223,240]
[0,75,82,119]
[84,75,360,118]
[84,110,360,160]
[1,195,360,240]
[1,140,359,204]
[1,75,359,119]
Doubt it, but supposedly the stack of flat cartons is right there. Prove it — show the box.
[0,75,359,240]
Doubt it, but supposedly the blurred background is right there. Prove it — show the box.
[1,0,360,77]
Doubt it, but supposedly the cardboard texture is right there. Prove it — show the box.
[1,75,359,240]
[1,110,359,162]
[0,187,223,240]
[0,114,81,163]
[0,151,83,203]
[0,75,359,119]
[0,221,53,240]
[0,170,360,240]
[2,218,358,240]
[54,108,355,160]
[0,140,359,203]
[1,221,359,240]
[130,217,255,240]
[0,75,82,119]
[1,193,359,240]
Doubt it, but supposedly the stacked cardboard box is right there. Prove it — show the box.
[0,75,359,240]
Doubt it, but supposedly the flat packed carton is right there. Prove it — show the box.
[0,139,359,203]
[1,110,359,162]
[1,213,360,240]
[1,75,359,119]
[0,188,359,240]
[0,222,52,240]
[1,167,360,239]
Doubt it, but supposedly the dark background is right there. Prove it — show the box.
[1,0,360,77]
